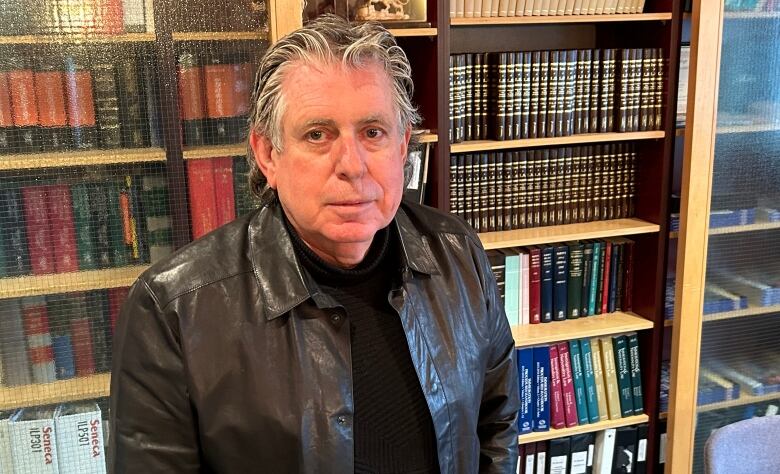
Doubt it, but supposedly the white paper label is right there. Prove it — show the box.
[526,454,535,473]
[550,454,568,474]
[766,405,779,416]
[659,433,667,464]
[587,444,594,466]
[571,451,588,473]
[536,452,547,474]
[638,439,647,462]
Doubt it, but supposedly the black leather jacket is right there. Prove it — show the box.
[109,200,520,473]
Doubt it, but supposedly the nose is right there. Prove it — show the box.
[333,133,366,180]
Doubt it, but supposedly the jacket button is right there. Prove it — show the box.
[337,416,349,426]
[330,314,342,324]
[431,382,438,394]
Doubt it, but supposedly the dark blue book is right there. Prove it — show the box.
[569,340,590,425]
[553,244,570,321]
[533,345,550,432]
[517,348,534,434]
[608,242,621,313]
[0,186,31,276]
[627,333,644,415]
[52,335,76,380]
[541,246,555,323]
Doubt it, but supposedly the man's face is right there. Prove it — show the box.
[250,60,410,267]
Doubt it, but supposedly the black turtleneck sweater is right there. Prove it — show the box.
[284,217,440,474]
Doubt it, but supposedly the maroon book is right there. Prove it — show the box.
[213,156,236,226]
[45,184,79,273]
[557,341,579,428]
[529,246,542,324]
[107,287,131,334]
[187,158,218,239]
[22,186,55,275]
[601,241,612,315]
[548,344,566,429]
[70,316,96,376]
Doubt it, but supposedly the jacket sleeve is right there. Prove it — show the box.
[475,245,521,473]
[109,278,202,474]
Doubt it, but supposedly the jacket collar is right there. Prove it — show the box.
[248,201,439,321]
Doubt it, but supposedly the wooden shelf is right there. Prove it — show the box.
[451,13,673,26]
[670,221,780,239]
[664,319,673,327]
[479,218,660,250]
[418,132,438,143]
[0,147,166,170]
[519,414,649,444]
[698,391,780,413]
[724,11,780,20]
[183,144,246,160]
[0,33,155,44]
[388,28,437,37]
[0,266,148,299]
[0,374,110,410]
[512,312,653,348]
[450,131,665,153]
[172,31,266,41]
[717,123,780,134]
[702,304,780,324]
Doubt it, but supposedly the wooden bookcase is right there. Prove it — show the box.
[0,0,686,468]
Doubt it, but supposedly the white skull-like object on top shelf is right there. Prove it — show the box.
[354,0,411,21]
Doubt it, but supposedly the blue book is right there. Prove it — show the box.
[533,345,550,432]
[589,242,601,316]
[608,242,621,313]
[579,338,601,423]
[540,246,554,323]
[553,244,569,321]
[568,340,590,425]
[517,348,534,434]
[53,335,76,380]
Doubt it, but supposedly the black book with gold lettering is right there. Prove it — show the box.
[512,52,523,140]
[529,51,542,139]
[449,154,460,219]
[583,145,596,223]
[547,50,560,138]
[92,62,122,149]
[617,49,631,133]
[487,152,499,232]
[552,147,565,226]
[479,153,490,232]
[473,53,483,140]
[521,52,532,139]
[537,51,550,139]
[600,49,617,133]
[631,48,644,132]
[456,54,466,143]
[448,55,454,143]
[589,49,601,134]
[516,151,529,229]
[464,54,474,141]
[462,154,473,228]
[539,148,551,228]
[496,152,508,231]
[505,53,515,141]
[480,52,490,140]
[639,48,655,132]
[654,48,665,131]
[574,50,588,135]
[556,49,569,137]
[564,49,578,137]
[116,55,150,148]
[562,146,574,225]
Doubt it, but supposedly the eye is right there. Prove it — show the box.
[366,128,383,139]
[307,130,324,141]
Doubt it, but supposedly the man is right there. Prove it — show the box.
[110,15,519,473]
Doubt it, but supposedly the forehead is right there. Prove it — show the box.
[279,59,397,126]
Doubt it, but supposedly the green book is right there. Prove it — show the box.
[589,241,602,316]
[106,181,130,267]
[88,182,113,268]
[627,332,644,415]
[70,183,98,270]
[581,242,594,316]
[141,175,174,263]
[567,241,585,318]
[579,338,601,423]
[612,334,635,417]
[569,339,590,425]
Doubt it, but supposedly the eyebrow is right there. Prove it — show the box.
[297,115,393,131]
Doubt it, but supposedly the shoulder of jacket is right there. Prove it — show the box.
[400,200,482,247]
[138,211,258,308]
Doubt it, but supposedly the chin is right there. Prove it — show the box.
[322,221,386,244]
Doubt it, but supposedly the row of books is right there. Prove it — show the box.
[489,238,634,326]
[725,0,780,12]
[0,173,172,278]
[0,288,128,386]
[669,206,780,232]
[448,47,665,143]
[450,0,648,18]
[187,156,259,239]
[518,424,650,474]
[0,53,162,154]
[0,0,146,36]
[449,144,636,233]
[177,53,254,146]
[0,403,106,474]
[517,334,644,434]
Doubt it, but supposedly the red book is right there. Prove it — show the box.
[107,287,130,334]
[22,186,55,275]
[213,157,236,226]
[187,159,218,239]
[622,240,634,312]
[21,297,56,383]
[548,344,566,429]
[92,0,124,34]
[557,341,579,428]
[601,241,612,315]
[70,316,96,376]
[45,184,79,273]
[529,246,542,324]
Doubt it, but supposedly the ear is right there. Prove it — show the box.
[249,131,279,189]
[400,126,412,163]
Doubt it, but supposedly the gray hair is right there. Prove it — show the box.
[246,14,421,201]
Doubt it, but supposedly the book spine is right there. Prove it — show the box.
[627,332,644,414]
[567,242,584,318]
[622,239,634,311]
[494,53,508,140]
[479,153,490,232]
[54,407,106,474]
[23,186,55,275]
[505,54,515,140]
[589,49,601,134]
[529,247,542,323]
[106,181,130,266]
[64,56,98,150]
[654,48,664,130]
[618,49,631,133]
[612,334,634,416]
[464,54,474,140]
[569,339,591,425]
[204,54,242,145]
[480,53,490,140]
[504,252,520,326]
[116,56,150,148]
[548,344,566,429]
[34,62,70,151]
[546,50,559,138]
[45,184,79,273]
[600,241,612,315]
[0,299,32,386]
[639,48,654,132]
[564,50,577,136]
[529,51,541,139]
[608,241,621,313]
[537,51,550,139]
[581,242,593,316]
[580,338,602,423]
[69,184,98,270]
[590,337,609,421]
[518,347,535,433]
[0,187,31,276]
[589,241,601,316]
[600,336,622,419]
[8,59,42,152]
[9,415,59,472]
[553,244,569,321]
[0,71,16,153]
[213,156,236,227]
[86,290,112,374]
[449,56,454,142]
[473,54,483,141]
[178,52,207,146]
[557,341,579,427]
[20,297,56,384]
[513,52,523,140]
[70,300,96,377]
[92,63,122,149]
[521,52,532,139]
[540,246,554,322]
[520,251,530,325]
[187,159,219,239]
[532,345,550,432]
